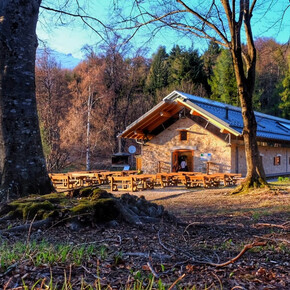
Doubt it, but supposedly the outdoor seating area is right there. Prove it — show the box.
[49,170,242,191]
[49,170,138,189]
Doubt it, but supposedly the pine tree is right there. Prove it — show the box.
[279,55,290,119]
[168,45,204,86]
[145,46,169,103]
[208,49,238,106]
[202,41,221,79]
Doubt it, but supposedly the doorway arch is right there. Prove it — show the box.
[172,150,194,172]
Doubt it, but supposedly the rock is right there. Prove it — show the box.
[156,205,164,216]
[139,216,160,223]
[135,198,146,209]
[107,220,119,227]
[148,206,158,217]
[68,221,82,231]
[129,205,140,215]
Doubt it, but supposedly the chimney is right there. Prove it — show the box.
[225,106,229,120]
[118,136,122,153]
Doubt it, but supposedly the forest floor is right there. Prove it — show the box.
[0,181,289,289]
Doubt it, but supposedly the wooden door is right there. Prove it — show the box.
[172,151,179,172]
[135,156,142,171]
[186,151,193,172]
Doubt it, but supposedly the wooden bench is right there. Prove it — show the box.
[110,176,138,192]
[49,173,77,189]
[223,173,242,186]
[156,174,178,187]
[185,174,220,188]
[69,172,97,186]
[96,173,111,184]
[181,172,202,176]
[122,170,139,176]
[133,174,156,190]
[210,173,242,186]
[186,175,206,188]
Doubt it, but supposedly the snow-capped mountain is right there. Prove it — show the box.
[37,48,81,69]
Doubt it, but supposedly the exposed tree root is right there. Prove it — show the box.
[231,177,269,194]
[0,218,52,234]
[0,188,176,234]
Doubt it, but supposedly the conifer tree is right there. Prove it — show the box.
[279,55,290,119]
[208,49,238,105]
[145,46,169,103]
[168,45,205,88]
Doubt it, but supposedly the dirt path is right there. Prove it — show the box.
[111,183,290,221]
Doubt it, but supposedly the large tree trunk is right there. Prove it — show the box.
[227,2,268,192]
[239,87,267,189]
[0,0,54,200]
[231,48,267,192]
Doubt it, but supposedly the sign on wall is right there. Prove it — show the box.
[128,145,136,154]
[200,153,212,161]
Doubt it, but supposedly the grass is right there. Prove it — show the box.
[0,240,109,270]
[277,176,290,182]
[0,238,208,289]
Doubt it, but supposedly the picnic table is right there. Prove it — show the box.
[110,174,156,192]
[209,173,242,186]
[49,173,77,189]
[133,174,156,190]
[110,176,138,192]
[49,170,243,191]
[69,172,97,187]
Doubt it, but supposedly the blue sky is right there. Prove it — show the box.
[37,0,290,60]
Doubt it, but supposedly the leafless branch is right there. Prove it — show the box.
[168,273,186,290]
[213,2,228,39]
[249,0,258,16]
[40,5,108,28]
[176,0,229,45]
[147,261,160,279]
[114,1,230,48]
[40,5,112,43]
[205,241,267,267]
[221,0,235,43]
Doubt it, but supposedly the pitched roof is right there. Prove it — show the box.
[120,90,290,142]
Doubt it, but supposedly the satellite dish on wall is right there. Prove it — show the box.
[128,145,136,154]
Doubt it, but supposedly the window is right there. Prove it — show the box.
[278,122,290,130]
[274,156,281,166]
[180,130,187,141]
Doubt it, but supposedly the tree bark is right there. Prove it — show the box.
[236,79,267,189]
[0,0,54,200]
[228,1,267,191]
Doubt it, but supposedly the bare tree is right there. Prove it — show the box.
[115,0,289,191]
[36,48,71,171]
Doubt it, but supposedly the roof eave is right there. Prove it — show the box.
[119,99,177,139]
[176,97,241,137]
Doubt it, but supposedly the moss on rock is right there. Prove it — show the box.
[70,198,119,222]
[0,188,171,228]
[90,188,112,200]
[78,187,112,200]
[9,200,56,220]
